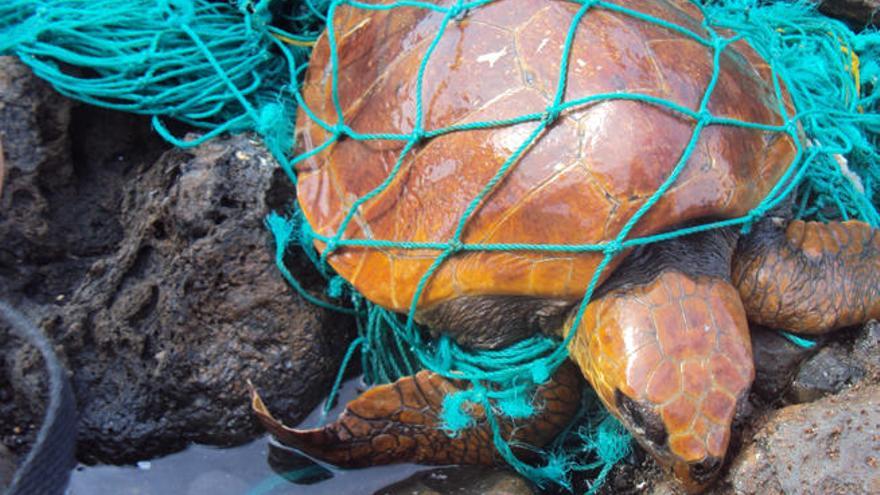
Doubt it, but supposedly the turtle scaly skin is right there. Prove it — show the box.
[253,362,582,466]
[254,1,880,492]
[734,219,880,333]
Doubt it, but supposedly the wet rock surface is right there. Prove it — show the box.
[55,133,352,463]
[818,0,880,25]
[726,383,880,495]
[708,323,880,495]
[750,327,815,401]
[787,346,864,403]
[0,443,16,491]
[851,320,880,376]
[594,453,659,495]
[0,54,100,454]
[376,466,536,495]
[785,322,879,404]
[750,322,880,406]
[0,56,70,178]
[0,57,353,463]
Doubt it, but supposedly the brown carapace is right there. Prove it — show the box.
[254,0,880,492]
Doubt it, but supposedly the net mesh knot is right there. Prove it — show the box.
[410,128,427,144]
[697,109,713,126]
[331,123,347,138]
[448,1,467,21]
[606,239,624,256]
[543,106,562,125]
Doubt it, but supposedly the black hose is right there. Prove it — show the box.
[0,302,76,495]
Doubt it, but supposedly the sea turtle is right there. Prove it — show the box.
[252,0,880,492]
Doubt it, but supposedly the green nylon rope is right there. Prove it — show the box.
[3,0,879,492]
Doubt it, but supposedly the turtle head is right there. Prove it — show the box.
[565,270,754,493]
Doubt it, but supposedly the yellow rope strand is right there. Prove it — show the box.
[272,32,316,47]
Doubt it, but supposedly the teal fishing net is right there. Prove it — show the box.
[2,0,879,492]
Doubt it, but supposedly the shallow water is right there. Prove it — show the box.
[68,376,429,495]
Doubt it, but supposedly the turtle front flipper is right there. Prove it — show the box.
[252,363,582,467]
[733,219,880,334]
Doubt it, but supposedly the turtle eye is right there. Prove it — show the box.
[614,389,668,450]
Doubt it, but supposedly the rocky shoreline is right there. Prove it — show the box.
[0,56,354,465]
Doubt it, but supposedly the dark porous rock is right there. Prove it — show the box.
[787,344,865,404]
[749,326,815,402]
[0,443,16,492]
[1,57,353,463]
[593,450,660,495]
[851,320,880,377]
[0,56,71,176]
[818,0,880,26]
[1,55,167,456]
[53,134,352,463]
[0,56,167,310]
[375,466,535,495]
[726,383,880,495]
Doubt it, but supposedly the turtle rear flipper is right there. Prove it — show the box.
[251,363,581,467]
[733,219,880,334]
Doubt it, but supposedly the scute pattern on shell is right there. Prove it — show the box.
[295,0,797,311]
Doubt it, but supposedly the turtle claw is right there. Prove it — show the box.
[250,365,582,468]
[250,387,355,466]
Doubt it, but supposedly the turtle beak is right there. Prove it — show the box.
[672,456,724,494]
[564,270,754,492]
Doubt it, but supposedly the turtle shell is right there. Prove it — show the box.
[294,0,797,312]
